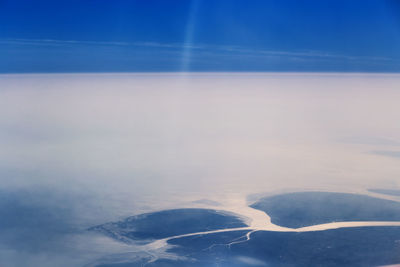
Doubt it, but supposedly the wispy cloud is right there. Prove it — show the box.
[372,150,400,158]
[0,38,394,63]
[213,45,394,62]
[0,38,203,50]
[340,136,400,146]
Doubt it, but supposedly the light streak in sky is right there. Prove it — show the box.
[181,0,200,72]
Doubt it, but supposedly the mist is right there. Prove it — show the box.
[1,73,400,266]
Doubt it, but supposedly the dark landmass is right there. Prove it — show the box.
[250,192,400,228]
[95,227,400,267]
[90,192,400,266]
[369,188,400,197]
[89,208,246,243]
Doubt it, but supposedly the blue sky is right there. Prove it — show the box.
[1,0,399,73]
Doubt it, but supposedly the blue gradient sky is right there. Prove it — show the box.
[1,0,400,73]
